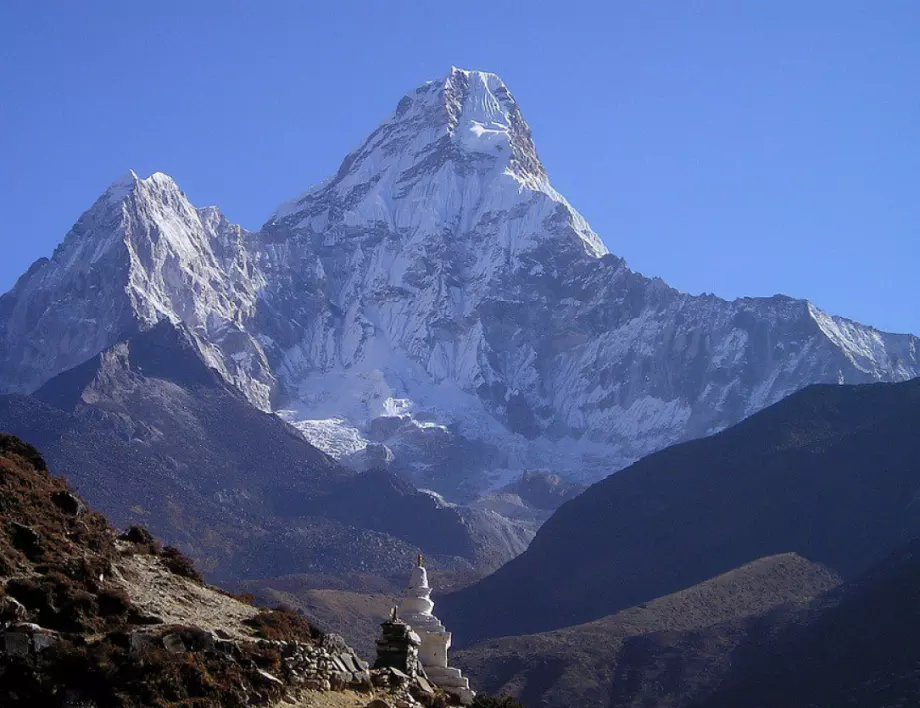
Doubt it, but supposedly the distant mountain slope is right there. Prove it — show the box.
[0,321,528,583]
[464,541,920,708]
[1,69,917,498]
[697,541,920,708]
[454,554,839,708]
[440,377,920,644]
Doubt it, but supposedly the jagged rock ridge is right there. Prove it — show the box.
[1,68,918,495]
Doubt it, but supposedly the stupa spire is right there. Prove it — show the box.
[396,556,475,705]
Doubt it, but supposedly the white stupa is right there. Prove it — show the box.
[397,554,475,705]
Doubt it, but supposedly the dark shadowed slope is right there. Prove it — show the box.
[454,554,840,708]
[697,539,920,708]
[0,321,526,583]
[441,377,920,645]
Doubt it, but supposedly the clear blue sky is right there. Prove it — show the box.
[2,1,917,334]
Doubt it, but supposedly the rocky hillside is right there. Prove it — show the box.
[1,69,917,500]
[454,554,839,708]
[0,433,469,707]
[441,377,920,644]
[0,321,530,585]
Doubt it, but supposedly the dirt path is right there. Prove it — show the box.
[111,544,260,639]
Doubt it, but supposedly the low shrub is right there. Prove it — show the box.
[97,587,132,617]
[242,608,320,643]
[160,546,204,583]
[216,588,257,605]
[118,524,163,555]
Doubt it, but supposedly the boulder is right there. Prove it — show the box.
[0,595,27,624]
[50,490,86,516]
[161,633,187,654]
[9,522,41,558]
[129,632,159,653]
[118,525,155,546]
[3,631,30,656]
[32,632,58,653]
[180,627,215,651]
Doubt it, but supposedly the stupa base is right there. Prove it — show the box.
[426,666,476,705]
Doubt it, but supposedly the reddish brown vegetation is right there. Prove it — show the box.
[0,434,125,635]
[2,626,292,708]
[159,546,204,583]
[0,436,115,574]
[243,607,321,643]
[0,434,320,707]
[118,524,161,553]
[221,590,257,605]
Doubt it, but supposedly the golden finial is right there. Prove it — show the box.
[390,606,398,621]
[417,551,424,568]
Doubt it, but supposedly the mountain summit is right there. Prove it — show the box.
[269,67,605,259]
[1,68,918,495]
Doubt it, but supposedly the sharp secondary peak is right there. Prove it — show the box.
[105,169,140,201]
[104,170,181,205]
[444,66,505,85]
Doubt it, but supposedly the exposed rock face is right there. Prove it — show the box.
[500,471,587,511]
[1,68,918,497]
[0,171,273,408]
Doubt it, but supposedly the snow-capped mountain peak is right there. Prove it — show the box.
[0,171,274,407]
[105,169,140,201]
[2,71,918,499]
[443,67,547,185]
[270,67,606,260]
[103,169,183,206]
